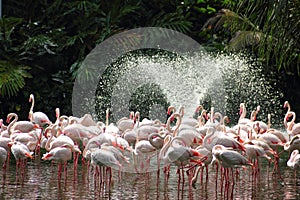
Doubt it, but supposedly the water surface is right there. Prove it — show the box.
[1,153,299,200]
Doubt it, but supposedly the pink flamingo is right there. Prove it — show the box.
[0,147,7,169]
[8,141,34,170]
[211,144,252,184]
[6,113,39,134]
[285,111,300,138]
[42,143,80,178]
[28,94,51,126]
[117,111,135,133]
[284,135,300,153]
[287,149,300,169]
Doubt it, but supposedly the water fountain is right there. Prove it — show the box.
[95,50,284,126]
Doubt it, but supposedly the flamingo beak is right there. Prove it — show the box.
[25,152,34,159]
[6,117,11,124]
[7,142,14,148]
[42,153,52,160]
[239,108,243,115]
[167,110,171,115]
[33,124,40,129]
[190,149,204,158]
[170,115,175,121]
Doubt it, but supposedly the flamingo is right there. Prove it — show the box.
[61,123,99,144]
[90,146,122,183]
[266,114,288,143]
[28,94,51,126]
[82,132,118,158]
[11,129,41,152]
[6,113,39,134]
[211,144,252,183]
[132,129,157,173]
[284,101,291,117]
[44,125,80,153]
[284,135,300,153]
[8,141,34,169]
[159,135,203,165]
[159,135,204,182]
[0,147,7,168]
[203,127,246,152]
[42,143,80,177]
[190,145,212,186]
[257,132,284,154]
[287,149,300,169]
[178,106,199,127]
[169,112,203,147]
[212,145,251,168]
[243,140,272,171]
[117,111,135,133]
[148,131,168,150]
[285,111,300,138]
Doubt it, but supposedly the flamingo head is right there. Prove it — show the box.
[239,103,245,115]
[42,153,52,160]
[6,116,11,124]
[189,149,204,158]
[283,101,289,108]
[224,116,230,124]
[256,106,260,112]
[195,105,203,113]
[55,108,60,118]
[167,107,172,115]
[29,94,34,102]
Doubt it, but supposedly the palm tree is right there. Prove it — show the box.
[202,0,300,74]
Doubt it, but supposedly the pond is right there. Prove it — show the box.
[0,150,299,200]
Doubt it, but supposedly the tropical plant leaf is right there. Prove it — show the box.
[226,31,264,51]
[0,17,23,41]
[22,35,57,55]
[0,61,32,97]
[201,9,258,32]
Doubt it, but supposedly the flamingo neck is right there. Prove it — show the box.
[172,113,182,137]
[210,107,214,123]
[179,106,184,117]
[29,94,35,121]
[239,103,246,121]
[45,126,55,151]
[167,106,176,115]
[106,108,109,126]
[159,135,172,160]
[267,114,271,129]
[287,112,296,131]
[7,113,18,135]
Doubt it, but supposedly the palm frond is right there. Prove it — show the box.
[201,9,259,32]
[0,17,23,42]
[0,61,32,97]
[226,31,264,51]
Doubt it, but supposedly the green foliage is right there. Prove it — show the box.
[0,61,32,97]
[202,0,300,75]
[3,0,293,121]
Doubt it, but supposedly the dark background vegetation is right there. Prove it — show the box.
[0,0,299,123]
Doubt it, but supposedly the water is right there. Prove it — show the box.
[96,51,284,125]
[1,151,299,200]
